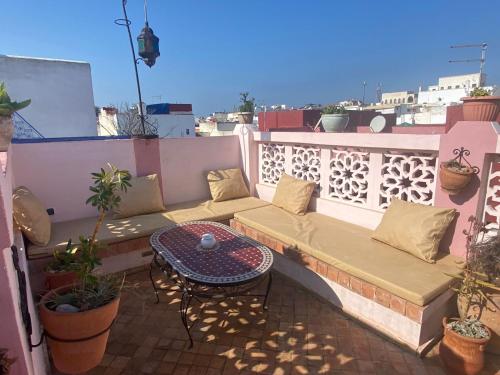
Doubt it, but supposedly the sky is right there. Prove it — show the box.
[1,1,500,115]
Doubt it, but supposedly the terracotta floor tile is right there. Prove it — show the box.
[90,270,496,375]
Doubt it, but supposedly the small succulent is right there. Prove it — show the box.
[447,319,490,339]
[0,82,31,117]
[469,87,492,97]
[322,105,347,115]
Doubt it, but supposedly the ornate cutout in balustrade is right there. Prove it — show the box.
[379,152,437,209]
[483,157,500,231]
[261,143,285,185]
[329,148,369,204]
[291,146,321,188]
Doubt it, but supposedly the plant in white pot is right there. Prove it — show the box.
[321,105,349,132]
[237,92,255,124]
[39,164,131,374]
[0,82,31,151]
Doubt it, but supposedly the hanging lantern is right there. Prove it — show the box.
[137,22,160,67]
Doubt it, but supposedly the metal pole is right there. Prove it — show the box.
[121,0,146,135]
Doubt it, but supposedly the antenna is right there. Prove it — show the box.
[376,83,382,103]
[449,43,487,76]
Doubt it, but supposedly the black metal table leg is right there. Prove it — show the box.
[263,272,272,310]
[180,288,194,348]
[149,253,160,304]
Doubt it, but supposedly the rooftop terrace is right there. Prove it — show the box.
[0,120,499,374]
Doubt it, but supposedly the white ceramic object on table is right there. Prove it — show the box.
[200,233,217,249]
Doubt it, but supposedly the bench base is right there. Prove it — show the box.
[230,219,456,355]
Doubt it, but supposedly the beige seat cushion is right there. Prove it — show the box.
[113,174,165,219]
[13,186,51,246]
[372,198,456,263]
[207,168,250,202]
[235,205,461,306]
[165,196,269,223]
[28,197,270,259]
[272,174,316,215]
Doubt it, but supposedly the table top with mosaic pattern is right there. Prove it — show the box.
[150,221,274,285]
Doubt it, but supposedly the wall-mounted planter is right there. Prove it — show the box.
[462,96,500,121]
[0,116,14,152]
[439,162,475,195]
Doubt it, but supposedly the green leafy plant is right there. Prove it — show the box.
[0,82,31,116]
[322,105,347,115]
[238,92,255,113]
[47,164,131,311]
[0,348,15,375]
[469,87,492,97]
[46,239,80,273]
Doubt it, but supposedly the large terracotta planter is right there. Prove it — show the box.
[462,96,500,121]
[0,116,14,152]
[439,163,474,195]
[439,318,491,375]
[44,270,78,290]
[39,286,120,374]
[321,114,349,132]
[238,112,254,124]
[458,291,500,355]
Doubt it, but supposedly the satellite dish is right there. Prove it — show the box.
[369,115,386,133]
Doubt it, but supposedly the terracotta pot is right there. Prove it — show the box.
[439,317,491,375]
[238,112,254,124]
[0,116,14,152]
[458,291,500,355]
[44,270,78,290]
[439,163,474,195]
[39,286,120,374]
[462,96,500,121]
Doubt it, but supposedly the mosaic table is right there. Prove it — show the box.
[149,221,274,347]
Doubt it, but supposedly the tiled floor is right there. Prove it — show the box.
[85,269,499,375]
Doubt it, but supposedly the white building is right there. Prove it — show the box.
[0,55,97,138]
[381,91,416,105]
[418,73,488,105]
[147,103,195,138]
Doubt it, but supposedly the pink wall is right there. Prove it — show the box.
[0,150,31,375]
[158,136,243,205]
[11,140,137,222]
[435,121,499,258]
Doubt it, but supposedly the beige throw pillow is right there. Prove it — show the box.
[207,168,250,202]
[372,198,456,263]
[272,173,316,215]
[12,186,51,246]
[113,174,165,219]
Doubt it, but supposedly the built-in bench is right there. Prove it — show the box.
[27,196,270,292]
[230,204,459,354]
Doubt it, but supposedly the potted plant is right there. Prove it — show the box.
[440,217,499,374]
[0,82,31,151]
[39,164,131,374]
[439,159,475,195]
[44,240,80,290]
[462,87,500,121]
[0,349,15,375]
[321,105,349,132]
[237,92,255,124]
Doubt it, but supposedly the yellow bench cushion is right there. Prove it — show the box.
[234,205,460,306]
[28,197,270,259]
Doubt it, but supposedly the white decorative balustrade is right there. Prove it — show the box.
[256,132,440,213]
[483,156,500,230]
